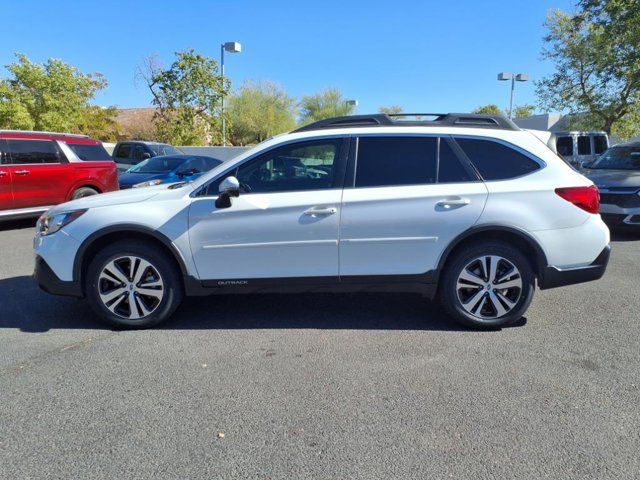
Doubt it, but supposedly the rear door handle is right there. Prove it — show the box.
[436,197,470,209]
[303,206,337,217]
[14,170,30,175]
[0,171,7,177]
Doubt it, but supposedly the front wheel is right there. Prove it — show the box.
[85,240,183,328]
[440,241,535,329]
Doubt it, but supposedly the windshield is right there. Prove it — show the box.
[148,144,182,156]
[129,156,186,173]
[590,145,640,170]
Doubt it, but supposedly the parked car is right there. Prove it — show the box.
[0,130,118,220]
[112,141,183,172]
[118,155,222,189]
[33,113,610,329]
[583,141,640,227]
[553,131,609,168]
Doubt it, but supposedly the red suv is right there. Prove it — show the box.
[0,131,118,220]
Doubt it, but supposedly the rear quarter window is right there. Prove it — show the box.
[455,137,541,181]
[67,143,112,161]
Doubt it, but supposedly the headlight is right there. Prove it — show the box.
[36,210,87,236]
[132,179,162,188]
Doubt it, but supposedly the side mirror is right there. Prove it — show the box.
[581,160,593,169]
[142,152,152,160]
[177,168,199,178]
[215,176,240,208]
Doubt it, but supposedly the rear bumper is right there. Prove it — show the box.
[34,255,83,298]
[538,245,610,289]
[601,213,640,227]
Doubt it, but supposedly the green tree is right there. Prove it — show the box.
[142,50,228,145]
[299,88,355,124]
[472,104,503,115]
[512,104,536,118]
[227,81,297,145]
[536,2,640,134]
[378,105,404,115]
[0,53,115,138]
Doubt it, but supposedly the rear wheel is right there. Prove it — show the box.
[440,241,535,329]
[72,187,99,200]
[85,240,183,328]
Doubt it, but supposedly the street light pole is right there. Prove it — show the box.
[497,72,529,119]
[220,41,241,146]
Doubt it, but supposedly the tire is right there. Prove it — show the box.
[85,240,183,328]
[439,241,535,329]
[72,187,99,200]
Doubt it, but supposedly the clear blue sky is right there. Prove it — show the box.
[0,0,577,114]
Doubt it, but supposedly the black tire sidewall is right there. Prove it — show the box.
[440,241,535,329]
[85,241,183,328]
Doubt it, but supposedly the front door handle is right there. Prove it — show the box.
[14,170,30,175]
[303,207,337,217]
[436,197,470,209]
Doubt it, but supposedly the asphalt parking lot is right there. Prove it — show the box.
[1,219,639,479]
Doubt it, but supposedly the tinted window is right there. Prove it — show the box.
[593,135,608,154]
[235,140,342,193]
[438,139,474,183]
[182,156,221,173]
[132,145,148,161]
[6,139,60,164]
[355,137,436,187]
[68,143,112,161]
[114,144,131,160]
[455,137,540,180]
[556,137,573,156]
[577,136,591,155]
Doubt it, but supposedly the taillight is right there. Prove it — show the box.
[555,185,600,214]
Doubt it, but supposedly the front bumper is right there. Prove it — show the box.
[538,245,611,289]
[34,255,83,298]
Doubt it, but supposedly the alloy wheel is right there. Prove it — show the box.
[97,256,164,320]
[456,255,522,320]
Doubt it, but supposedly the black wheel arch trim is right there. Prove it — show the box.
[72,224,191,290]
[432,224,549,284]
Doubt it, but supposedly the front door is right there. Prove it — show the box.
[339,136,488,277]
[188,138,348,280]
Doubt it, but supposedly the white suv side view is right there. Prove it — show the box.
[33,113,611,329]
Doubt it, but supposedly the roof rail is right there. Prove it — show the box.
[292,113,520,133]
[0,129,91,138]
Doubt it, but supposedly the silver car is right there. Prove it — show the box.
[584,141,640,227]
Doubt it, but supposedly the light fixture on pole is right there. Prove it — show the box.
[220,41,242,146]
[497,72,529,119]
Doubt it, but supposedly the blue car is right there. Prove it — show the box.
[118,155,222,189]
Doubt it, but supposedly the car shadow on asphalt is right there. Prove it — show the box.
[609,228,640,242]
[0,275,526,333]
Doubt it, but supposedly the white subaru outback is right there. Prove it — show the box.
[33,113,610,329]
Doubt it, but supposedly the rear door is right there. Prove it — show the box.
[5,138,73,208]
[0,139,14,211]
[339,136,488,277]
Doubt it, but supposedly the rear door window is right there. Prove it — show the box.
[5,139,60,164]
[438,139,475,183]
[577,136,591,155]
[454,137,540,181]
[355,137,437,187]
[556,137,573,156]
[593,135,608,155]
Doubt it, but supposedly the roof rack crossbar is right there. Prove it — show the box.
[292,113,519,133]
[0,129,91,138]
